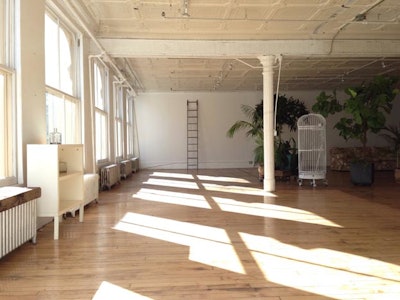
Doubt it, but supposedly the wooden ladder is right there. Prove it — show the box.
[187,100,199,170]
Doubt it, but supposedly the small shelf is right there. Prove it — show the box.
[27,144,84,240]
[59,200,83,214]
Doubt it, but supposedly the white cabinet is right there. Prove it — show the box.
[27,144,84,239]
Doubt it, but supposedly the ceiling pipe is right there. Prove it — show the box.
[327,0,386,55]
[321,57,385,85]
[123,58,145,91]
[62,0,137,95]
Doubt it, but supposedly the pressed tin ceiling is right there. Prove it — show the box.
[64,0,400,92]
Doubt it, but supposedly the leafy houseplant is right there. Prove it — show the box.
[227,95,308,181]
[380,122,400,182]
[381,123,400,156]
[274,95,308,175]
[312,75,399,185]
[275,94,309,138]
[227,100,264,181]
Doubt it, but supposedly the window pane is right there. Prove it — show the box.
[46,92,65,143]
[0,73,5,177]
[45,14,60,89]
[95,111,108,161]
[45,10,81,146]
[46,90,81,144]
[94,62,105,110]
[93,59,109,163]
[0,0,16,186]
[126,97,133,156]
[0,0,4,64]
[116,121,123,158]
[59,27,73,94]
[45,12,74,95]
[64,97,79,144]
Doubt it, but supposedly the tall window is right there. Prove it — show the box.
[0,0,5,64]
[45,10,81,144]
[93,60,109,163]
[115,85,124,161]
[0,0,16,187]
[126,94,134,158]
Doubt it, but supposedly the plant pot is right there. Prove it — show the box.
[350,162,374,186]
[258,165,264,182]
[395,169,400,183]
[288,153,298,176]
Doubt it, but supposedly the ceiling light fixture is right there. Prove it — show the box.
[182,0,190,17]
[354,13,366,22]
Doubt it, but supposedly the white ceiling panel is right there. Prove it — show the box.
[62,0,400,93]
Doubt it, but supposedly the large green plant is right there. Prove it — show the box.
[380,122,400,153]
[380,123,400,168]
[275,94,309,138]
[312,75,399,159]
[227,100,264,165]
[227,95,308,169]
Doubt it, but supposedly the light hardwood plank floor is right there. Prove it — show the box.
[1,169,400,300]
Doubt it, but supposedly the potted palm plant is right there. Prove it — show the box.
[227,100,264,181]
[274,94,308,176]
[227,96,308,181]
[312,75,399,185]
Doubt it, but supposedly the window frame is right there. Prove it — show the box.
[0,65,16,186]
[126,93,134,158]
[0,0,16,187]
[44,8,81,145]
[114,83,124,162]
[93,58,110,165]
[45,86,82,144]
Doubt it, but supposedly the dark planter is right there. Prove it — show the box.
[288,153,298,176]
[350,162,374,186]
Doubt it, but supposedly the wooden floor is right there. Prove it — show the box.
[1,169,400,300]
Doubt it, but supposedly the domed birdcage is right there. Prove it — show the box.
[297,114,327,187]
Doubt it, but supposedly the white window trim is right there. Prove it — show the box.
[0,0,16,187]
[0,64,16,186]
[92,58,110,165]
[114,83,124,162]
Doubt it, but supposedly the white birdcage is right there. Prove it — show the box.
[297,114,327,187]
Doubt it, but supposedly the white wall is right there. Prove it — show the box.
[16,0,46,184]
[136,90,400,170]
[135,91,262,169]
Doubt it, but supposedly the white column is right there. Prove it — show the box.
[258,55,276,192]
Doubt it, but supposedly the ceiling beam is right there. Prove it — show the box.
[94,39,400,59]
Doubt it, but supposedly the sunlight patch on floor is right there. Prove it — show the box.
[93,281,153,300]
[150,172,194,180]
[196,175,250,184]
[240,232,400,298]
[132,188,211,209]
[143,178,199,189]
[202,183,275,197]
[213,197,342,227]
[113,212,245,274]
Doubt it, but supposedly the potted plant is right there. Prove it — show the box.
[227,100,264,181]
[380,122,400,182]
[274,95,308,177]
[312,75,399,185]
[227,96,308,181]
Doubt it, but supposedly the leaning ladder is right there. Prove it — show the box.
[187,100,199,170]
